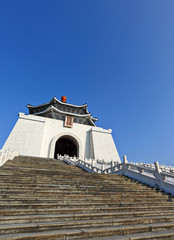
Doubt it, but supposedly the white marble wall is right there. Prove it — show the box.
[2,113,121,163]
[3,113,45,157]
[90,128,120,163]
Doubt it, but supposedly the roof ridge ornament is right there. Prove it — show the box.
[61,96,67,103]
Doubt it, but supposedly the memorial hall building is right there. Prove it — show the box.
[2,96,120,163]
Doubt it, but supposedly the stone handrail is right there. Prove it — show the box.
[0,149,19,166]
[112,156,174,195]
[57,154,103,173]
[57,154,174,195]
[77,159,103,173]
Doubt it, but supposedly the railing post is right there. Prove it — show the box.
[123,155,128,164]
[101,164,104,171]
[91,159,94,172]
[138,168,144,174]
[154,161,164,190]
[111,160,114,173]
[122,155,128,173]
[91,159,94,166]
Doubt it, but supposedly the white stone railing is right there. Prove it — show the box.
[0,149,19,166]
[57,154,174,196]
[57,154,113,173]
[112,155,174,195]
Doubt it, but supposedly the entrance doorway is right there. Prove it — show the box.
[54,136,78,158]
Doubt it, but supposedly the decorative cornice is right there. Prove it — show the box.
[26,97,98,126]
[33,105,97,126]
[18,112,45,123]
[90,127,112,134]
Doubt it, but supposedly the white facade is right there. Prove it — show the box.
[3,112,121,163]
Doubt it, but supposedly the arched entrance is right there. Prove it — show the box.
[54,136,78,158]
[49,132,83,159]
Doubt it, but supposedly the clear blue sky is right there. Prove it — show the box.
[0,0,174,166]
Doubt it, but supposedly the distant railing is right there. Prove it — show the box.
[57,154,174,196]
[111,155,174,195]
[0,149,19,166]
[57,154,117,173]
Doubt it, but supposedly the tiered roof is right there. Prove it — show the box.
[27,97,98,126]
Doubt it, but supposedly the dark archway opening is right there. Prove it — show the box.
[54,137,78,158]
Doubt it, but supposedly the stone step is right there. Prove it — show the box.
[1,212,174,225]
[0,177,134,184]
[91,230,174,240]
[1,215,174,235]
[0,187,156,192]
[0,170,126,177]
[0,196,170,203]
[0,188,165,196]
[0,180,146,185]
[0,181,152,187]
[0,180,157,185]
[0,178,159,187]
[1,202,173,210]
[0,182,134,187]
[0,198,171,204]
[1,222,174,239]
[1,205,174,216]
[0,190,164,197]
[0,190,164,196]
[0,173,148,179]
[0,187,167,193]
[1,195,168,202]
